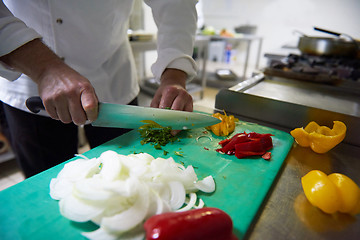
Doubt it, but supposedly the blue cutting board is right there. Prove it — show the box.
[0,121,293,239]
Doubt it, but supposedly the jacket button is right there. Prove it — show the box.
[56,18,63,24]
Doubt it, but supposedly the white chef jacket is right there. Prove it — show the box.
[0,0,198,114]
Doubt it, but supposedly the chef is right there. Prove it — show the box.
[0,0,198,177]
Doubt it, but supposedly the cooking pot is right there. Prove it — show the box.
[296,28,360,57]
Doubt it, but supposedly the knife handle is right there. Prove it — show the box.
[26,96,45,113]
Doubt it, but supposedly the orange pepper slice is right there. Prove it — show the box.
[207,112,238,136]
[290,121,346,153]
[301,170,360,215]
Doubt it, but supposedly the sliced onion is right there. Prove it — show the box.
[75,154,90,160]
[146,190,171,218]
[194,175,216,193]
[57,158,101,180]
[101,181,150,233]
[122,153,153,178]
[177,192,198,212]
[102,179,134,197]
[168,181,186,210]
[59,194,104,222]
[98,151,122,181]
[73,178,113,202]
[49,178,73,200]
[181,166,198,190]
[194,198,205,209]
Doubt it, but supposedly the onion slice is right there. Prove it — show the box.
[59,194,104,222]
[101,181,150,233]
[177,193,198,212]
[168,181,186,210]
[195,175,216,193]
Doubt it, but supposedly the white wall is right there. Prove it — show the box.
[142,0,359,76]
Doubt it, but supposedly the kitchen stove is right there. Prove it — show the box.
[264,53,360,84]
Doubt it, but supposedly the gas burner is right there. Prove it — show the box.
[265,54,360,84]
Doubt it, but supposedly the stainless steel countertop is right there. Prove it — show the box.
[211,74,360,239]
[243,78,360,117]
[249,142,360,240]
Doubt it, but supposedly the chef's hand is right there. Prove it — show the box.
[36,60,98,126]
[0,39,99,125]
[150,68,193,112]
[151,68,193,135]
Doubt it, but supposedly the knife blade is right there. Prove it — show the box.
[26,97,221,130]
[93,102,220,130]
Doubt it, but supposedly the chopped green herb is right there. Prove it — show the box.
[163,150,169,156]
[174,151,184,157]
[138,120,177,150]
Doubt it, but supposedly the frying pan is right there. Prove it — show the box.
[296,27,359,57]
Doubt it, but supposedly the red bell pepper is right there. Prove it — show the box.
[216,132,273,159]
[261,152,271,160]
[217,133,248,155]
[144,207,238,240]
[246,132,272,139]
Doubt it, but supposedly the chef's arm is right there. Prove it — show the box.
[0,1,98,125]
[0,0,41,80]
[144,0,198,112]
[0,38,99,125]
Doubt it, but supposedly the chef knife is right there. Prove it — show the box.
[26,96,221,130]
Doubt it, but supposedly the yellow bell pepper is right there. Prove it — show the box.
[290,121,346,153]
[301,170,360,215]
[206,112,238,136]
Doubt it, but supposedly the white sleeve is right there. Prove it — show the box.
[144,0,198,82]
[0,1,42,81]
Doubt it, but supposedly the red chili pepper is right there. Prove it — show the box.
[144,208,238,240]
[217,132,273,159]
[262,152,271,160]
